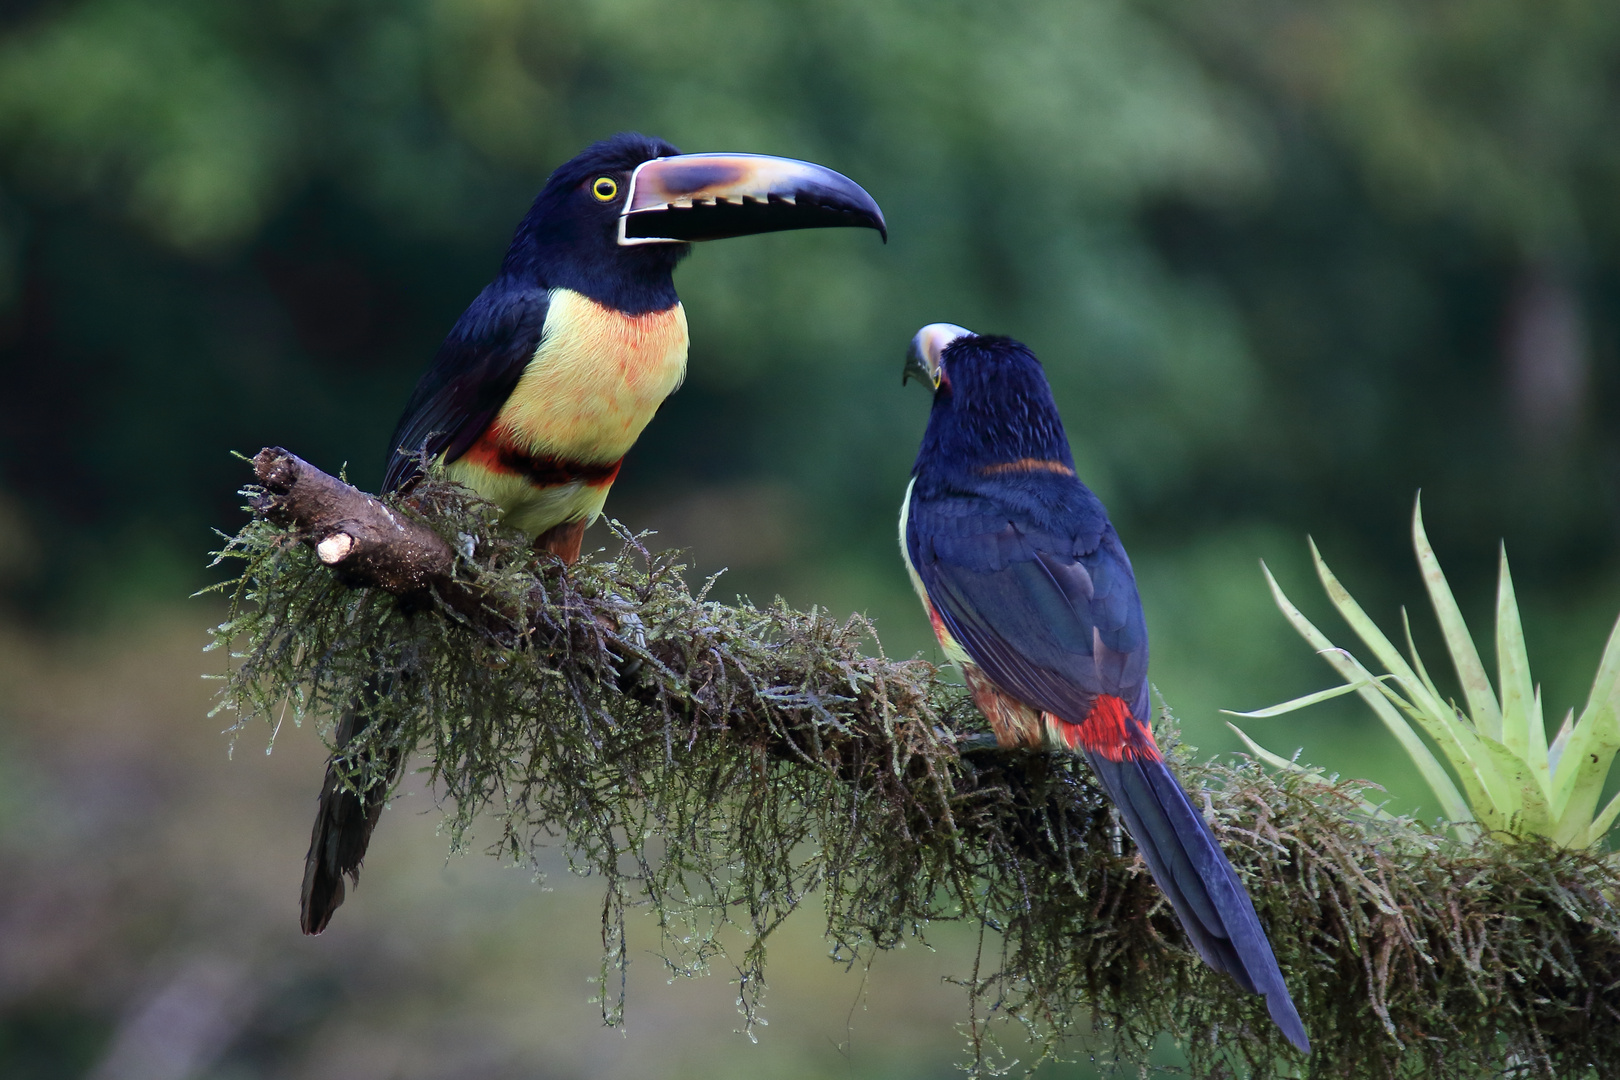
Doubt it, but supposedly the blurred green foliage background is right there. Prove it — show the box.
[0,0,1616,1076]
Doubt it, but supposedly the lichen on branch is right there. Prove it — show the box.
[206,449,1620,1079]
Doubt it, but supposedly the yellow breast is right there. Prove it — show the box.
[498,288,689,461]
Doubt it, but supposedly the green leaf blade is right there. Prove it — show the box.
[1222,677,1380,718]
[1310,538,1453,725]
[1261,561,1475,824]
[1551,612,1620,814]
[1401,606,1446,710]
[1493,547,1548,797]
[1550,697,1620,834]
[1578,787,1620,847]
[1472,734,1552,838]
[1414,495,1503,741]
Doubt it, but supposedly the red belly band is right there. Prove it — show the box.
[462,427,623,488]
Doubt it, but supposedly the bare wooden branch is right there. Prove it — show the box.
[251,447,455,589]
[249,447,511,627]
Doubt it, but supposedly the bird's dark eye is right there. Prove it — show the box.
[591,177,618,202]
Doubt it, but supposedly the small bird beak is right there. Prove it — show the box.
[904,323,974,388]
[619,153,886,245]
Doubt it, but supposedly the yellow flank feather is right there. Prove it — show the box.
[500,288,689,462]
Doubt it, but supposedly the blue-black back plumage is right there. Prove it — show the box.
[383,284,551,491]
[912,336,1074,483]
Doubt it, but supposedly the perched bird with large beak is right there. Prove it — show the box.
[898,325,1310,1053]
[300,133,885,934]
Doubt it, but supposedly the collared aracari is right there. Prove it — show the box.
[897,325,1309,1053]
[299,133,885,934]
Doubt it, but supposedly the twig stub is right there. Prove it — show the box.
[249,446,458,599]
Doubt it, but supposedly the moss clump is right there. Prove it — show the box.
[207,477,1620,1079]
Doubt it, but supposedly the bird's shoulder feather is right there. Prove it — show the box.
[384,282,551,491]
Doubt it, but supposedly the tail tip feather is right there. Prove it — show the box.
[1094,750,1311,1054]
[1267,990,1311,1054]
[299,860,350,935]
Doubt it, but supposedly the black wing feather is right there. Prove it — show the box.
[906,486,1149,721]
[383,283,551,491]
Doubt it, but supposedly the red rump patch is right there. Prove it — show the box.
[1060,694,1161,762]
[463,425,622,488]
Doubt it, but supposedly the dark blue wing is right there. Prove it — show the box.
[383,282,550,491]
[905,474,1311,1054]
[905,478,1149,723]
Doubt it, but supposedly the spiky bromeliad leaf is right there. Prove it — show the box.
[1242,559,1476,828]
[1232,495,1620,848]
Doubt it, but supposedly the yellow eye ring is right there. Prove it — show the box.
[591,176,618,202]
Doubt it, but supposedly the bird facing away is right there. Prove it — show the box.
[897,325,1310,1054]
[299,132,886,935]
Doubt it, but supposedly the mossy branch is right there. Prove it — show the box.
[208,449,1620,1079]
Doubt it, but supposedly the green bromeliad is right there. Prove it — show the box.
[1229,496,1620,848]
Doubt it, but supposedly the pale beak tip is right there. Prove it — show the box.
[904,323,974,389]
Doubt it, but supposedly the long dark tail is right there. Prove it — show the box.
[1085,748,1311,1054]
[300,673,404,935]
[298,516,583,933]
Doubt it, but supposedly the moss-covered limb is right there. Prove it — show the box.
[207,453,1620,1079]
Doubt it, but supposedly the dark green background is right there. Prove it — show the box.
[0,1,1616,1076]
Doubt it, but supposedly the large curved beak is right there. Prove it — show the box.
[619,153,886,246]
[904,323,974,388]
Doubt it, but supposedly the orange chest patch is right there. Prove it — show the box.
[492,289,689,462]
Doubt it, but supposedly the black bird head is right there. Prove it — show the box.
[503,132,886,315]
[905,324,1076,477]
